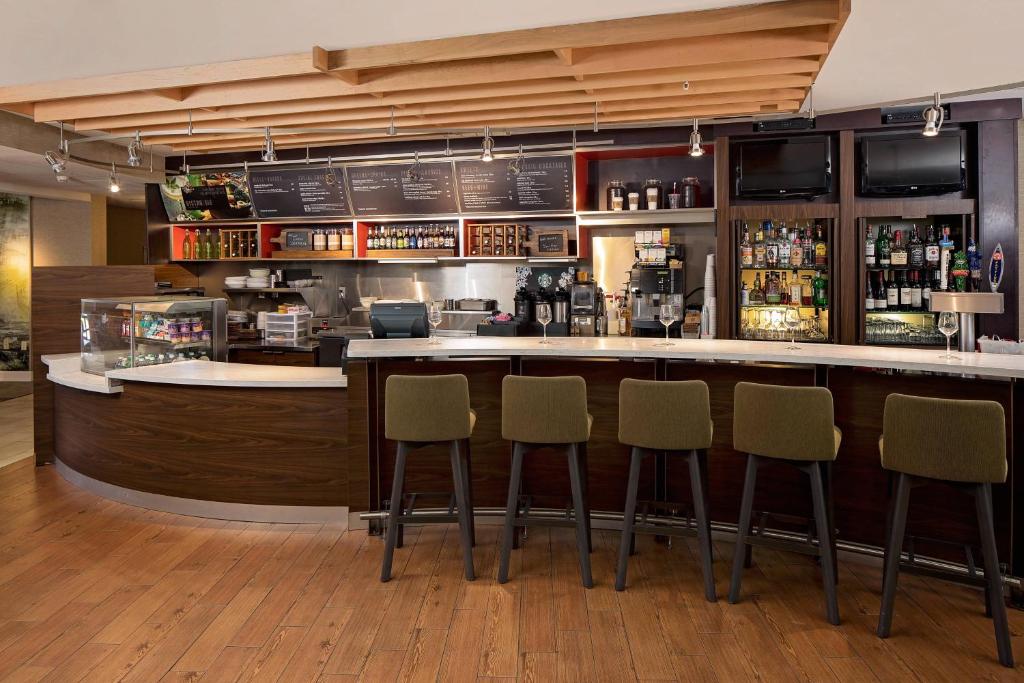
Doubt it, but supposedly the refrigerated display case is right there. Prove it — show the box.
[734,217,833,343]
[858,213,973,346]
[80,296,228,375]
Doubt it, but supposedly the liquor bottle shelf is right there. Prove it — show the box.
[739,265,828,271]
[741,304,829,310]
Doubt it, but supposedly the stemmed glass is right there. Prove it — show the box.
[536,303,554,344]
[784,308,802,350]
[937,311,959,359]
[427,302,443,345]
[655,303,676,346]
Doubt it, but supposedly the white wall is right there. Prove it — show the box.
[31,197,91,266]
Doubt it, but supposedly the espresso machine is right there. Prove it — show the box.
[629,267,686,336]
[570,280,602,336]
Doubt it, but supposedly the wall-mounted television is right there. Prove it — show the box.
[735,136,831,199]
[860,134,965,197]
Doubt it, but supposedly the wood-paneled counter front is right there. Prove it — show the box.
[42,355,350,523]
[346,337,1024,582]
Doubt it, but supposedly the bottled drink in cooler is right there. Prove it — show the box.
[908,226,925,268]
[740,224,752,267]
[890,230,908,266]
[877,225,891,267]
[865,226,875,267]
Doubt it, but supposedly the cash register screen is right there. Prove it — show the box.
[369,302,428,339]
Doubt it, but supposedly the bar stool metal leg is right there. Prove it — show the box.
[381,442,409,583]
[461,438,476,547]
[568,443,594,588]
[498,442,525,584]
[689,449,716,602]
[579,441,593,554]
[975,482,1014,668]
[877,472,911,637]
[809,461,840,625]
[615,447,645,591]
[449,440,475,581]
[729,454,759,603]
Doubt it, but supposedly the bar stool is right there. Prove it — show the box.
[615,379,716,599]
[380,374,476,583]
[877,394,1013,668]
[498,375,594,588]
[728,382,841,625]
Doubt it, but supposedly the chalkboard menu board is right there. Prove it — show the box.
[249,167,349,218]
[455,155,573,213]
[347,162,458,216]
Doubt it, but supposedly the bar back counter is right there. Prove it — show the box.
[346,337,1024,586]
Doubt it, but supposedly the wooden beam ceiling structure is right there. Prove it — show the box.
[0,0,850,154]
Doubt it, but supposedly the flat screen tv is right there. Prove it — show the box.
[860,135,965,196]
[735,136,831,199]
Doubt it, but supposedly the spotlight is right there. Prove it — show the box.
[260,127,277,162]
[922,92,944,137]
[480,127,494,162]
[44,123,70,182]
[689,118,704,157]
[508,144,526,176]
[405,151,423,182]
[108,163,120,193]
[127,131,143,167]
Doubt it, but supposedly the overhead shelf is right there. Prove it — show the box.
[575,208,716,226]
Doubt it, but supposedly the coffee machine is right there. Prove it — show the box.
[569,281,601,336]
[629,267,686,335]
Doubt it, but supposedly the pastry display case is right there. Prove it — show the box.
[80,296,227,375]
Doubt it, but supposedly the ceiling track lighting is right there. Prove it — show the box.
[405,151,423,182]
[260,127,277,162]
[922,92,944,137]
[44,122,70,183]
[324,156,337,185]
[480,126,495,162]
[108,163,120,193]
[806,82,816,121]
[508,144,526,175]
[593,103,599,133]
[126,131,143,168]
[689,118,705,157]
[443,135,452,157]
[387,107,397,136]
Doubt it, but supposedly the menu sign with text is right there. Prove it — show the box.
[160,172,254,221]
[346,162,458,216]
[249,167,349,218]
[455,155,573,213]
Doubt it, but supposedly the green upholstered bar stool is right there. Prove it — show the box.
[380,374,476,583]
[615,379,716,598]
[729,382,842,625]
[498,375,594,588]
[877,394,1013,668]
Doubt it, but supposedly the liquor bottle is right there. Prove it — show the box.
[899,271,912,311]
[865,225,876,267]
[749,273,765,305]
[790,228,803,268]
[740,281,749,305]
[740,224,752,267]
[875,272,888,311]
[789,270,802,304]
[191,229,200,259]
[409,229,418,250]
[812,272,827,308]
[779,224,791,266]
[924,225,940,267]
[922,270,933,310]
[813,225,827,266]
[182,229,192,260]
[877,225,891,267]
[780,272,790,304]
[885,270,898,309]
[765,221,779,268]
[939,225,954,290]
[967,237,982,291]
[908,226,925,268]
[890,229,908,267]
[212,230,221,259]
[753,226,766,268]
[803,226,814,266]
[910,271,923,310]
[865,274,875,311]
[766,271,781,304]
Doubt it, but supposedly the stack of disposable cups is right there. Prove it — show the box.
[703,253,717,338]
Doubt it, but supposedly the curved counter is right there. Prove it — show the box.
[43,354,350,524]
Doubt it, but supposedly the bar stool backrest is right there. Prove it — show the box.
[385,374,472,442]
[882,393,1007,483]
[733,382,837,461]
[502,375,589,444]
[618,378,713,451]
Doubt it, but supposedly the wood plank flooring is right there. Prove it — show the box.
[0,395,32,470]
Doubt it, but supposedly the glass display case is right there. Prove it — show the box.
[734,217,833,343]
[81,296,227,376]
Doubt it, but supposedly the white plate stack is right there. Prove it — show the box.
[224,276,248,290]
[246,268,270,289]
[703,253,717,339]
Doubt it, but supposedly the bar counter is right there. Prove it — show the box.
[346,337,1024,581]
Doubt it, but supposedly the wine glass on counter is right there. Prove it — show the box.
[537,303,553,344]
[784,308,802,350]
[655,303,676,346]
[937,311,959,359]
[427,302,443,345]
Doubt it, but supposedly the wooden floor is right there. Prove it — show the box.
[0,453,1021,683]
[0,395,32,470]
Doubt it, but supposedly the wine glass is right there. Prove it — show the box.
[937,311,959,359]
[784,308,802,350]
[536,303,553,344]
[655,303,675,346]
[427,302,443,344]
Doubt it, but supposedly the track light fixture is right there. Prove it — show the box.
[324,157,337,185]
[806,82,816,121]
[127,131,143,167]
[44,122,70,182]
[689,118,705,157]
[405,151,423,182]
[922,92,944,137]
[508,144,526,175]
[260,127,277,162]
[108,163,120,193]
[480,127,495,162]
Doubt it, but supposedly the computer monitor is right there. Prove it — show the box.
[369,302,429,339]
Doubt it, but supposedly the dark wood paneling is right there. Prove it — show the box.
[838,130,857,345]
[977,118,1019,340]
[729,204,839,220]
[345,360,372,512]
[31,266,156,465]
[714,136,733,339]
[228,348,318,367]
[54,382,347,506]
[853,197,976,219]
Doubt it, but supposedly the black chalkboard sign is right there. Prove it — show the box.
[347,162,458,216]
[537,232,566,254]
[284,229,313,249]
[455,155,573,213]
[249,167,349,218]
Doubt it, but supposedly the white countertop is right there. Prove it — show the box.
[346,336,1024,379]
[43,354,347,392]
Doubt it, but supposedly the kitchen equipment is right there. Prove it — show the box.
[629,267,686,335]
[553,288,569,323]
[570,281,600,337]
[359,296,378,308]
[606,180,626,211]
[264,311,311,342]
[370,301,429,339]
[929,291,1004,352]
[456,298,497,311]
